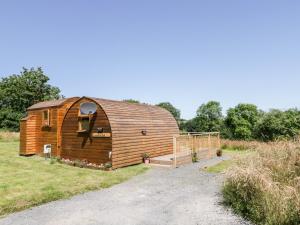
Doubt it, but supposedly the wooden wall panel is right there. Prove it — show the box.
[27,108,58,156]
[93,98,180,169]
[19,120,27,155]
[19,115,37,155]
[61,98,112,164]
[56,97,80,155]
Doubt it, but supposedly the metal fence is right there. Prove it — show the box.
[173,132,221,167]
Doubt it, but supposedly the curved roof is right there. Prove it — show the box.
[91,97,179,133]
[28,97,79,110]
[91,97,179,168]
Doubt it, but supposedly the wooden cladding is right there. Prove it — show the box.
[93,98,179,168]
[19,97,80,157]
[20,96,179,169]
[61,98,112,165]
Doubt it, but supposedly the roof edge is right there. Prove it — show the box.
[27,97,80,110]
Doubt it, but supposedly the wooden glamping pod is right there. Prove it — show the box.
[20,97,179,169]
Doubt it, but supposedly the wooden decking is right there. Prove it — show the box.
[149,153,192,167]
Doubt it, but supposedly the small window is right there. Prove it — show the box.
[42,110,50,127]
[77,103,95,133]
[78,118,90,132]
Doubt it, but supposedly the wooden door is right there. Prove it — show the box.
[25,116,37,155]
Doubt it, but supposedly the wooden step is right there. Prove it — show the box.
[150,159,172,166]
[149,153,193,167]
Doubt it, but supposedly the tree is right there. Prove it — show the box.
[0,67,61,131]
[225,103,260,140]
[255,109,300,141]
[0,109,24,131]
[156,102,181,123]
[194,101,223,132]
[123,99,140,104]
[180,118,198,132]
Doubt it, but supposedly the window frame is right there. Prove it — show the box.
[77,109,91,133]
[78,117,90,132]
[42,109,50,127]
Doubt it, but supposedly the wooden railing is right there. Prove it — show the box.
[173,132,221,167]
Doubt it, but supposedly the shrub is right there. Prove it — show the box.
[104,162,112,169]
[216,149,222,157]
[192,152,198,162]
[141,152,150,159]
[223,142,300,225]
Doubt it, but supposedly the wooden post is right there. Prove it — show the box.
[192,135,195,154]
[173,136,177,168]
[208,133,211,158]
[218,133,221,149]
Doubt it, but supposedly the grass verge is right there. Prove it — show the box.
[203,149,252,173]
[204,160,233,173]
[0,141,149,217]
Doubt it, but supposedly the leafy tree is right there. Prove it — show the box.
[255,109,300,141]
[180,118,198,132]
[0,109,24,131]
[156,102,181,123]
[123,99,140,104]
[225,103,260,140]
[194,101,223,132]
[0,67,61,131]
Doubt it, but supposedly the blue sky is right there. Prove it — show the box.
[1,0,300,119]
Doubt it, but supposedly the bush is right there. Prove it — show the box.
[104,162,112,169]
[192,152,198,162]
[223,142,300,225]
[216,149,222,156]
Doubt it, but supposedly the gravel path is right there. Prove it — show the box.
[0,157,250,225]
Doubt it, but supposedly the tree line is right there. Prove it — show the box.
[159,101,300,142]
[123,99,300,141]
[1,67,300,142]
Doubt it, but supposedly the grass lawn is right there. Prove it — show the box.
[0,141,149,217]
[204,149,254,173]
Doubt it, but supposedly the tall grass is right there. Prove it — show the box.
[221,139,264,151]
[0,131,19,142]
[223,141,300,225]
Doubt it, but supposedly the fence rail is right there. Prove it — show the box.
[173,132,221,167]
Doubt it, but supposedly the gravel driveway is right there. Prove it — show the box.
[0,157,249,225]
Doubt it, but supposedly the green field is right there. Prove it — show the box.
[0,141,149,216]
